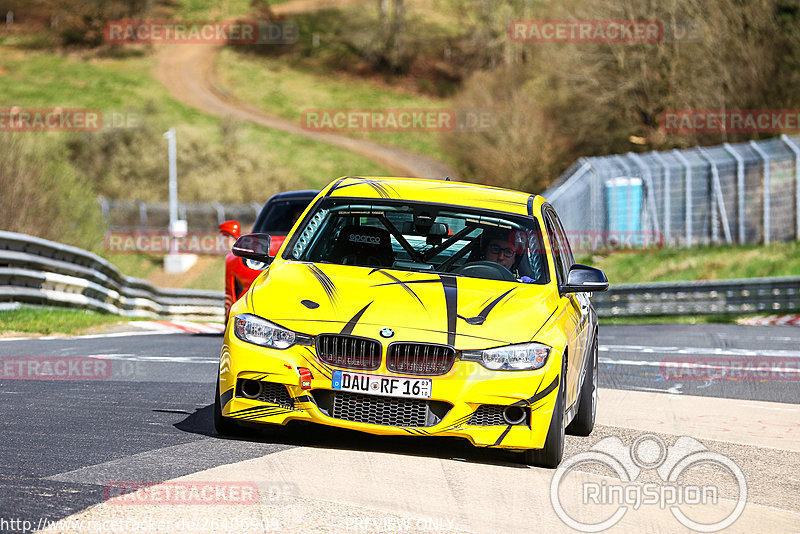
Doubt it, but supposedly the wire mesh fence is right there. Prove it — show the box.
[544,134,800,251]
[99,199,262,232]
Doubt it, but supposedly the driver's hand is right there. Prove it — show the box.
[519,276,535,284]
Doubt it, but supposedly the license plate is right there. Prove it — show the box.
[332,370,432,399]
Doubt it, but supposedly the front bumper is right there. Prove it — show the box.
[218,324,561,451]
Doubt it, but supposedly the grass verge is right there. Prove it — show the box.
[96,254,225,291]
[579,241,800,285]
[217,46,454,164]
[0,47,388,205]
[599,314,743,326]
[0,306,130,336]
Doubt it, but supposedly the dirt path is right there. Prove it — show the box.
[153,0,457,179]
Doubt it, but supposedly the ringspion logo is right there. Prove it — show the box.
[551,434,747,532]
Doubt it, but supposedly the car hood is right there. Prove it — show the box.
[250,261,558,349]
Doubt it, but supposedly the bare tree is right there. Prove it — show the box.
[374,0,407,71]
[445,0,800,192]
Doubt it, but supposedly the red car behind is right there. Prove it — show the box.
[219,190,319,321]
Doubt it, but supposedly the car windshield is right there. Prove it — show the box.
[254,198,313,234]
[285,198,548,284]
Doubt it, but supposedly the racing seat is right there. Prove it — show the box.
[330,225,395,267]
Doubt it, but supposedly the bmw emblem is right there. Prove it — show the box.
[379,327,395,338]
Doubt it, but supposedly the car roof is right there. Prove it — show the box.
[267,189,320,202]
[323,176,546,216]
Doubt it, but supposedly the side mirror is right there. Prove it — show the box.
[219,220,241,239]
[232,233,273,264]
[561,264,609,293]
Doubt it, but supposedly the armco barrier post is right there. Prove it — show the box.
[697,146,732,245]
[779,134,800,241]
[672,149,692,247]
[749,141,771,244]
[650,151,671,245]
[628,152,661,237]
[723,143,746,244]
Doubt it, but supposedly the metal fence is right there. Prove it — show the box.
[544,134,800,249]
[99,198,262,231]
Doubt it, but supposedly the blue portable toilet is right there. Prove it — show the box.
[605,177,643,232]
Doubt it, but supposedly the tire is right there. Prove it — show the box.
[214,379,243,436]
[524,358,566,468]
[567,336,598,437]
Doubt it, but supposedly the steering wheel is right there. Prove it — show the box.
[449,261,517,282]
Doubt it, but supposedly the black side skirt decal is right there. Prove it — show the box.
[512,374,559,407]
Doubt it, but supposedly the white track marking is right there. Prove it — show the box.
[85,354,217,363]
[131,321,225,334]
[628,384,684,394]
[0,330,176,342]
[599,357,800,375]
[601,344,800,358]
[0,321,225,342]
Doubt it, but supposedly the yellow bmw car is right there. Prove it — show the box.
[214,177,608,467]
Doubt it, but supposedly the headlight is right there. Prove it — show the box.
[233,314,295,349]
[243,258,268,270]
[461,342,551,371]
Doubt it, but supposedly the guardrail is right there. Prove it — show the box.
[593,276,800,317]
[2,231,797,321]
[0,231,224,321]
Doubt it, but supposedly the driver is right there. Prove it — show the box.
[482,228,535,284]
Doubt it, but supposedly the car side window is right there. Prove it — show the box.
[543,209,572,284]
[550,209,575,268]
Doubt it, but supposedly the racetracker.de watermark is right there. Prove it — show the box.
[0,108,101,132]
[551,434,747,532]
[660,356,800,381]
[104,20,298,44]
[509,20,663,43]
[103,481,260,505]
[301,108,496,132]
[104,231,229,255]
[565,230,663,255]
[661,109,800,133]
[1,357,110,380]
[0,108,142,132]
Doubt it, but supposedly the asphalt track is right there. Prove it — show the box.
[0,324,798,533]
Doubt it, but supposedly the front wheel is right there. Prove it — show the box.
[567,337,598,437]
[523,359,566,468]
